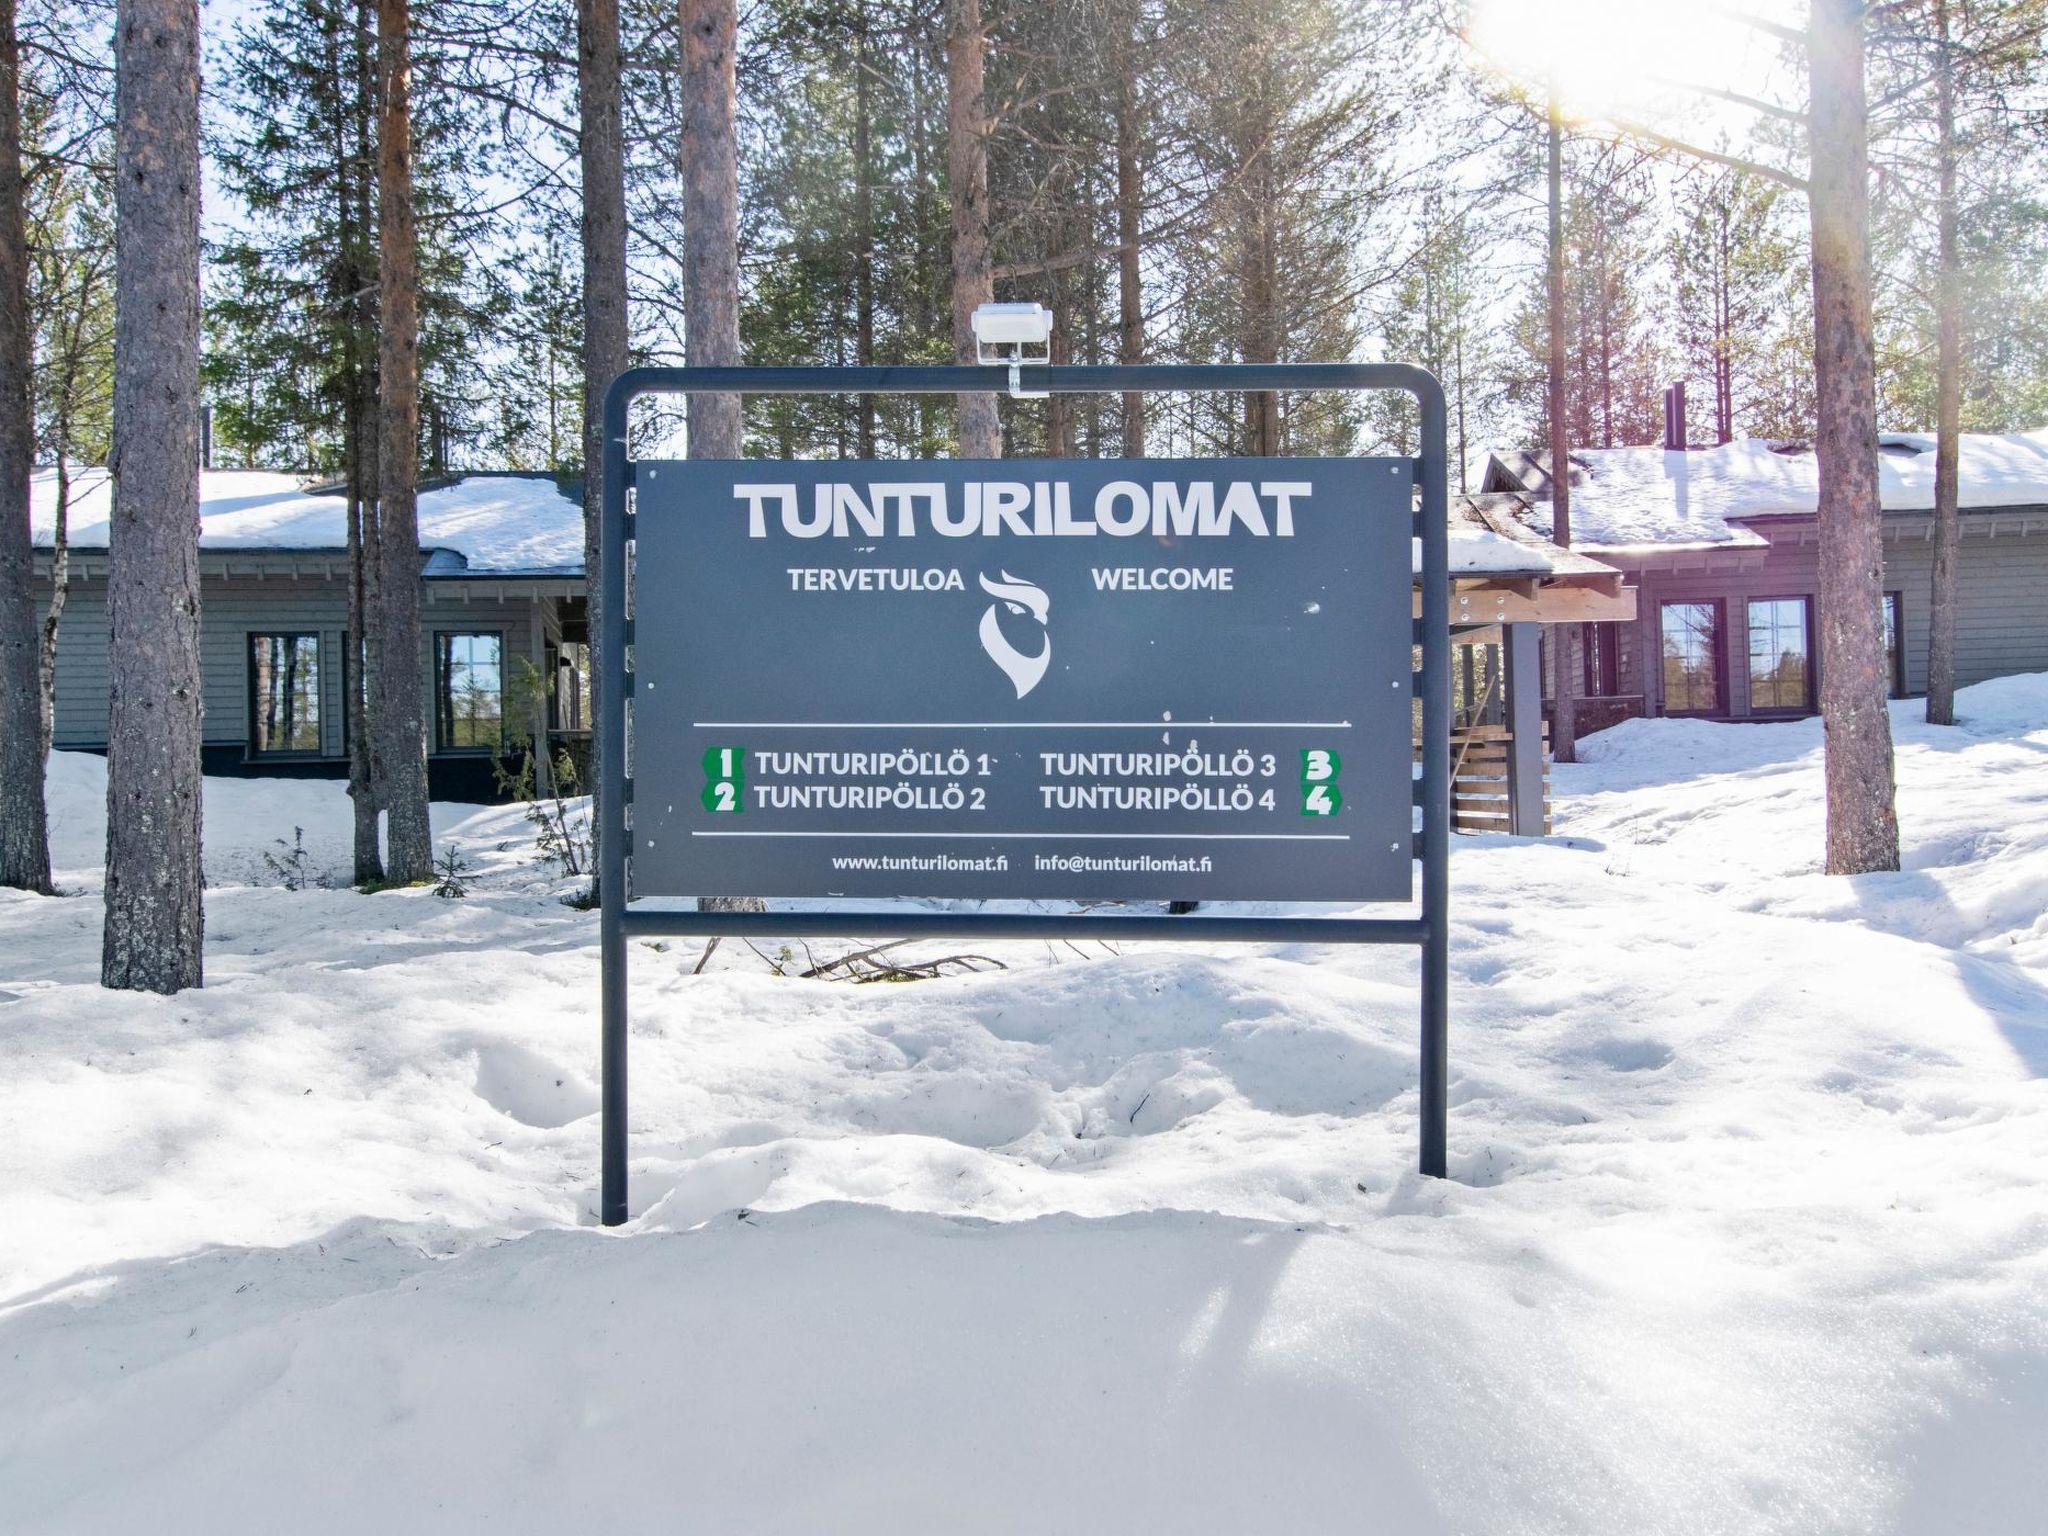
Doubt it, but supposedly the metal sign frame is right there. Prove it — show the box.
[600,363,1450,1226]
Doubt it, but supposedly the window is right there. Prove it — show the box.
[1659,601,1724,714]
[1747,597,1814,713]
[436,632,504,751]
[1581,623,1619,697]
[249,633,322,755]
[551,641,591,733]
[1883,591,1905,698]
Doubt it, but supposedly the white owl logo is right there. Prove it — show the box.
[977,571,1051,698]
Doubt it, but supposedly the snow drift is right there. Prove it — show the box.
[3,679,2046,1532]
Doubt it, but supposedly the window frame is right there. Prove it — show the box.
[1883,589,1906,698]
[1744,594,1817,716]
[433,629,509,756]
[246,631,327,760]
[1580,621,1620,698]
[1657,598,1728,717]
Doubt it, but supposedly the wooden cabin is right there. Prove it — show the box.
[30,463,1627,837]
[29,469,589,803]
[1477,425,2048,728]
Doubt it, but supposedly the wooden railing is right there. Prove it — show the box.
[1436,723,1551,835]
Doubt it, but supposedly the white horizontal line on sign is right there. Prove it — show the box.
[689,721,1357,730]
[688,831,1352,841]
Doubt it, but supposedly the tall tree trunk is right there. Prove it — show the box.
[38,258,99,763]
[1046,311,1073,454]
[1547,82,1578,765]
[681,0,760,915]
[579,0,627,898]
[1240,150,1280,456]
[344,4,383,886]
[103,0,203,989]
[1716,202,1734,444]
[37,440,70,763]
[0,0,50,892]
[681,0,741,458]
[853,2,876,458]
[346,347,384,884]
[1597,254,1613,449]
[1925,0,1960,727]
[908,28,936,455]
[1454,327,1468,490]
[1807,0,1899,873]
[1114,27,1144,458]
[376,0,433,883]
[947,0,998,457]
[1045,93,1075,458]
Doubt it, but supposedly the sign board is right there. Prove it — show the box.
[597,361,1452,1226]
[630,458,1415,903]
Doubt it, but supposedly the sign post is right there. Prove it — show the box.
[600,364,1450,1226]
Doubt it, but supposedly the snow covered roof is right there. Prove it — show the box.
[34,464,1614,586]
[1448,492,1622,580]
[29,468,585,577]
[1487,430,2048,554]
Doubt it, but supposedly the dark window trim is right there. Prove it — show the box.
[1581,621,1620,698]
[1744,593,1817,717]
[1658,598,1728,717]
[246,631,330,760]
[433,628,509,757]
[1884,589,1906,698]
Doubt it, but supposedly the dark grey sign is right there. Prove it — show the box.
[630,457,1414,902]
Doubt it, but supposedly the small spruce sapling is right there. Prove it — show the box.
[263,827,317,890]
[432,845,471,898]
[492,659,592,880]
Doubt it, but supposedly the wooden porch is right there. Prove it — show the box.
[1422,547,1636,836]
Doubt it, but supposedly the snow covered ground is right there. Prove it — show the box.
[3,680,2046,1533]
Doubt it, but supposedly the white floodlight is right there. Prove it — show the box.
[972,302,1053,397]
[972,301,1053,354]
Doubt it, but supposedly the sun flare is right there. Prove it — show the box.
[1466,0,1786,125]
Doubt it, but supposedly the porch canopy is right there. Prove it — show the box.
[1422,492,1637,838]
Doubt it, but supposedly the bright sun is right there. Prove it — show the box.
[1466,0,1789,127]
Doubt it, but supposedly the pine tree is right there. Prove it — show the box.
[1564,149,1668,450]
[1157,0,1406,457]
[743,0,952,459]
[208,0,498,882]
[1809,0,1900,874]
[1502,143,1675,456]
[1546,81,1577,764]
[0,0,51,893]
[1670,169,1804,444]
[486,233,583,469]
[572,0,624,900]
[681,0,762,914]
[23,3,114,763]
[947,0,997,456]
[103,0,204,991]
[28,133,114,762]
[211,0,389,878]
[376,0,433,885]
[1369,196,1489,478]
[1868,0,2048,724]
[681,0,741,457]
[1540,0,1910,872]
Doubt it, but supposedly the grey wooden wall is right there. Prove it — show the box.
[33,559,559,758]
[1609,517,2048,718]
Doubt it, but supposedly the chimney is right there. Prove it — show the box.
[1662,382,1687,451]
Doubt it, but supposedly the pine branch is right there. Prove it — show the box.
[1590,115,1810,192]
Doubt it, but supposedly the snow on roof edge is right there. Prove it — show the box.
[1497,429,2048,552]
[31,468,586,577]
